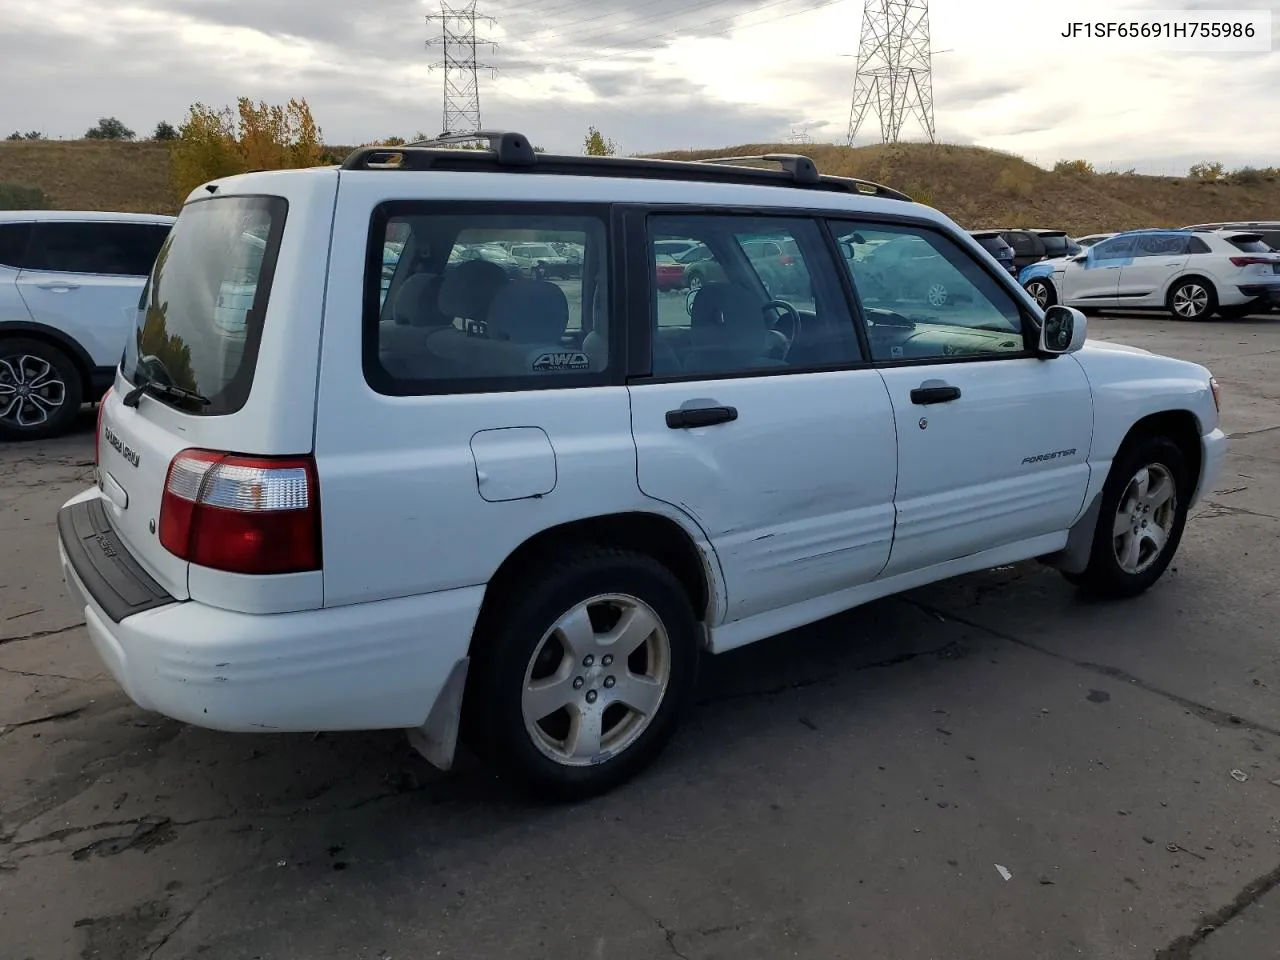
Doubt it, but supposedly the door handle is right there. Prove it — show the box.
[910,384,961,405]
[37,282,80,291]
[666,405,738,429]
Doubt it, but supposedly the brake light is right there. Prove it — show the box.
[1229,256,1275,267]
[94,389,111,467]
[159,449,321,575]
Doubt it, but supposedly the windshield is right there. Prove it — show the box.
[121,195,287,416]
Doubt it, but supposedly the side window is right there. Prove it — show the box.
[1135,234,1189,257]
[647,214,862,378]
[1089,236,1136,261]
[830,221,1026,363]
[1187,236,1212,254]
[0,223,33,270]
[366,205,609,394]
[25,222,167,276]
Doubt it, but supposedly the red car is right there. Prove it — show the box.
[655,254,685,291]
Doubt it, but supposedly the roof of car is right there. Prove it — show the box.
[0,209,175,224]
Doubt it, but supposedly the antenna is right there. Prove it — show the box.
[425,2,497,142]
[846,0,937,144]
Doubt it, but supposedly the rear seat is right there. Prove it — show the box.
[427,279,574,377]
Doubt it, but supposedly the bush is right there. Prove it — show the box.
[1053,159,1095,175]
[0,182,49,209]
[905,183,936,207]
[1225,166,1278,185]
[996,165,1034,197]
[1189,161,1224,182]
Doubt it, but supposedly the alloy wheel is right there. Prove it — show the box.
[521,593,671,767]
[1027,281,1051,308]
[0,354,68,429]
[1112,463,1177,575]
[1172,283,1209,319]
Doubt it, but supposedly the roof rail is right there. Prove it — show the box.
[343,130,537,170]
[338,131,911,201]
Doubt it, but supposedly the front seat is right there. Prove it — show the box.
[685,282,787,373]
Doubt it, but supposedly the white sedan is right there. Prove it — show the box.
[1020,228,1280,320]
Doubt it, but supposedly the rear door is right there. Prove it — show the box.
[16,221,171,366]
[1117,233,1190,303]
[626,209,898,625]
[0,222,34,323]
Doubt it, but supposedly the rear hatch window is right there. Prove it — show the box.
[121,196,287,416]
[1226,234,1271,253]
[1038,233,1071,257]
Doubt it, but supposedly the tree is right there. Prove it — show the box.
[4,131,21,141]
[583,126,616,156]
[153,121,178,141]
[169,97,325,201]
[4,131,45,141]
[85,116,136,140]
[1189,160,1224,182]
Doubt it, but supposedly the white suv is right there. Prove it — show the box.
[1,211,175,440]
[56,134,1227,800]
[1020,227,1280,320]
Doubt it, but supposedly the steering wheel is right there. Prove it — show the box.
[762,299,801,359]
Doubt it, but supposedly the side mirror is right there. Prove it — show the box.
[838,240,854,259]
[1039,305,1086,355]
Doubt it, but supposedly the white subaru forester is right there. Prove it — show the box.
[57,133,1227,800]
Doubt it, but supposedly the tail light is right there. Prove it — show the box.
[1229,256,1276,267]
[159,449,321,575]
[94,389,111,467]
[1210,376,1221,412]
[779,255,795,265]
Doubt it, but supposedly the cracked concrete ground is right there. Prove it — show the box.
[2,311,1279,960]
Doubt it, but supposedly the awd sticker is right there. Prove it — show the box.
[533,351,590,372]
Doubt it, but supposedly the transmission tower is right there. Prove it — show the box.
[846,0,936,145]
[426,2,496,139]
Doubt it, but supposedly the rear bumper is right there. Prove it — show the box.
[1236,283,1280,303]
[57,491,482,733]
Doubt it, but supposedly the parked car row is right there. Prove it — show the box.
[1018,226,1280,321]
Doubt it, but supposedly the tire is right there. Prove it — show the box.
[0,338,84,442]
[1025,278,1057,309]
[1167,276,1216,321]
[1066,434,1190,599]
[688,270,705,291]
[463,547,700,801]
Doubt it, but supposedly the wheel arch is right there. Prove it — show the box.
[1045,408,1203,575]
[468,510,717,659]
[1164,273,1218,313]
[0,321,95,395]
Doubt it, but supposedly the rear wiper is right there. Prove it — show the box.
[122,379,211,409]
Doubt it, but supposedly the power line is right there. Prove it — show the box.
[499,0,780,47]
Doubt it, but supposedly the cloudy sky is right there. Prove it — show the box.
[1,0,1275,173]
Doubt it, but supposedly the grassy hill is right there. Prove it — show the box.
[3,138,1277,234]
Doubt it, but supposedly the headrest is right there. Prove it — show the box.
[391,273,447,327]
[689,282,767,346]
[486,279,569,344]
[438,258,509,319]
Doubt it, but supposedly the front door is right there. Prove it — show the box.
[626,211,899,625]
[830,218,1094,577]
[1064,234,1135,307]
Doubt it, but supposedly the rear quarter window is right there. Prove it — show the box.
[364,202,613,396]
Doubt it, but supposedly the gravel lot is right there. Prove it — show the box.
[2,311,1278,960]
